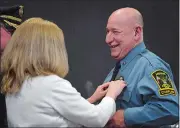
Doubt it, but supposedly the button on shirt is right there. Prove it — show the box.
[104,42,179,127]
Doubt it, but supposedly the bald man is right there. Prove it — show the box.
[103,7,178,128]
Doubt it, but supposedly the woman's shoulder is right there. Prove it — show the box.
[39,74,69,83]
[26,74,72,89]
[38,75,78,95]
[45,75,71,86]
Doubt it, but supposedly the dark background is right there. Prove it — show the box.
[1,0,179,98]
[0,0,179,126]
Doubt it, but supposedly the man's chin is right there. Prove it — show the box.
[111,54,121,60]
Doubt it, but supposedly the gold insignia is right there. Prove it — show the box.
[151,70,176,96]
[3,20,18,28]
[0,15,22,22]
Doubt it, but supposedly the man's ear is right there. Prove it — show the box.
[134,26,142,41]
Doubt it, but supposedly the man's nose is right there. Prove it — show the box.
[105,32,114,44]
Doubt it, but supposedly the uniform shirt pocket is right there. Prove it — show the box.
[117,88,132,103]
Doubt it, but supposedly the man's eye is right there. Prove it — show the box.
[113,31,119,34]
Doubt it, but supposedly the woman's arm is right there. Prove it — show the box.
[48,77,126,127]
[87,83,109,103]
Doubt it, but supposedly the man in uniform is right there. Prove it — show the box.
[104,7,179,128]
[0,5,24,127]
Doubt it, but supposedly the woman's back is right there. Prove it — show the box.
[6,75,81,127]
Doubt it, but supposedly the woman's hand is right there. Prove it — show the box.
[106,80,126,100]
[87,82,110,103]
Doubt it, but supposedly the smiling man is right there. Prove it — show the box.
[104,7,179,128]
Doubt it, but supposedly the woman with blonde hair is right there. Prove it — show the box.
[1,17,126,127]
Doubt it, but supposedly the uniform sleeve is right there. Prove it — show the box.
[124,67,179,127]
[48,79,116,127]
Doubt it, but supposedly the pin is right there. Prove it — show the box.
[119,76,124,81]
[123,61,126,65]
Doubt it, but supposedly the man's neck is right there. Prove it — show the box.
[133,40,143,48]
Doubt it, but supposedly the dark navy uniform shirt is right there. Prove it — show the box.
[104,42,179,127]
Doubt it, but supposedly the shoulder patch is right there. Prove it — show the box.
[151,70,176,96]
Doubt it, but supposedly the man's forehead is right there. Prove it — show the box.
[106,26,121,31]
[106,20,124,30]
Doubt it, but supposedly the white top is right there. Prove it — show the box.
[6,75,115,127]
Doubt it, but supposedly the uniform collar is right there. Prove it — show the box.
[119,42,146,69]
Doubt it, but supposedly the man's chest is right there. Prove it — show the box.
[115,66,145,109]
[105,58,146,109]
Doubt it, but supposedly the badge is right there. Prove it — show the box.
[151,70,176,96]
[115,76,124,81]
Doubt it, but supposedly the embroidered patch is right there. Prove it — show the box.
[151,70,176,96]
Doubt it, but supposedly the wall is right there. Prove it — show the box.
[1,0,179,99]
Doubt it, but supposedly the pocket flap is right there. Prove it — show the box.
[117,88,132,102]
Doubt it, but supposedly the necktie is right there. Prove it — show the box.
[110,61,121,81]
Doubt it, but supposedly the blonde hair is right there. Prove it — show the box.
[1,17,69,94]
